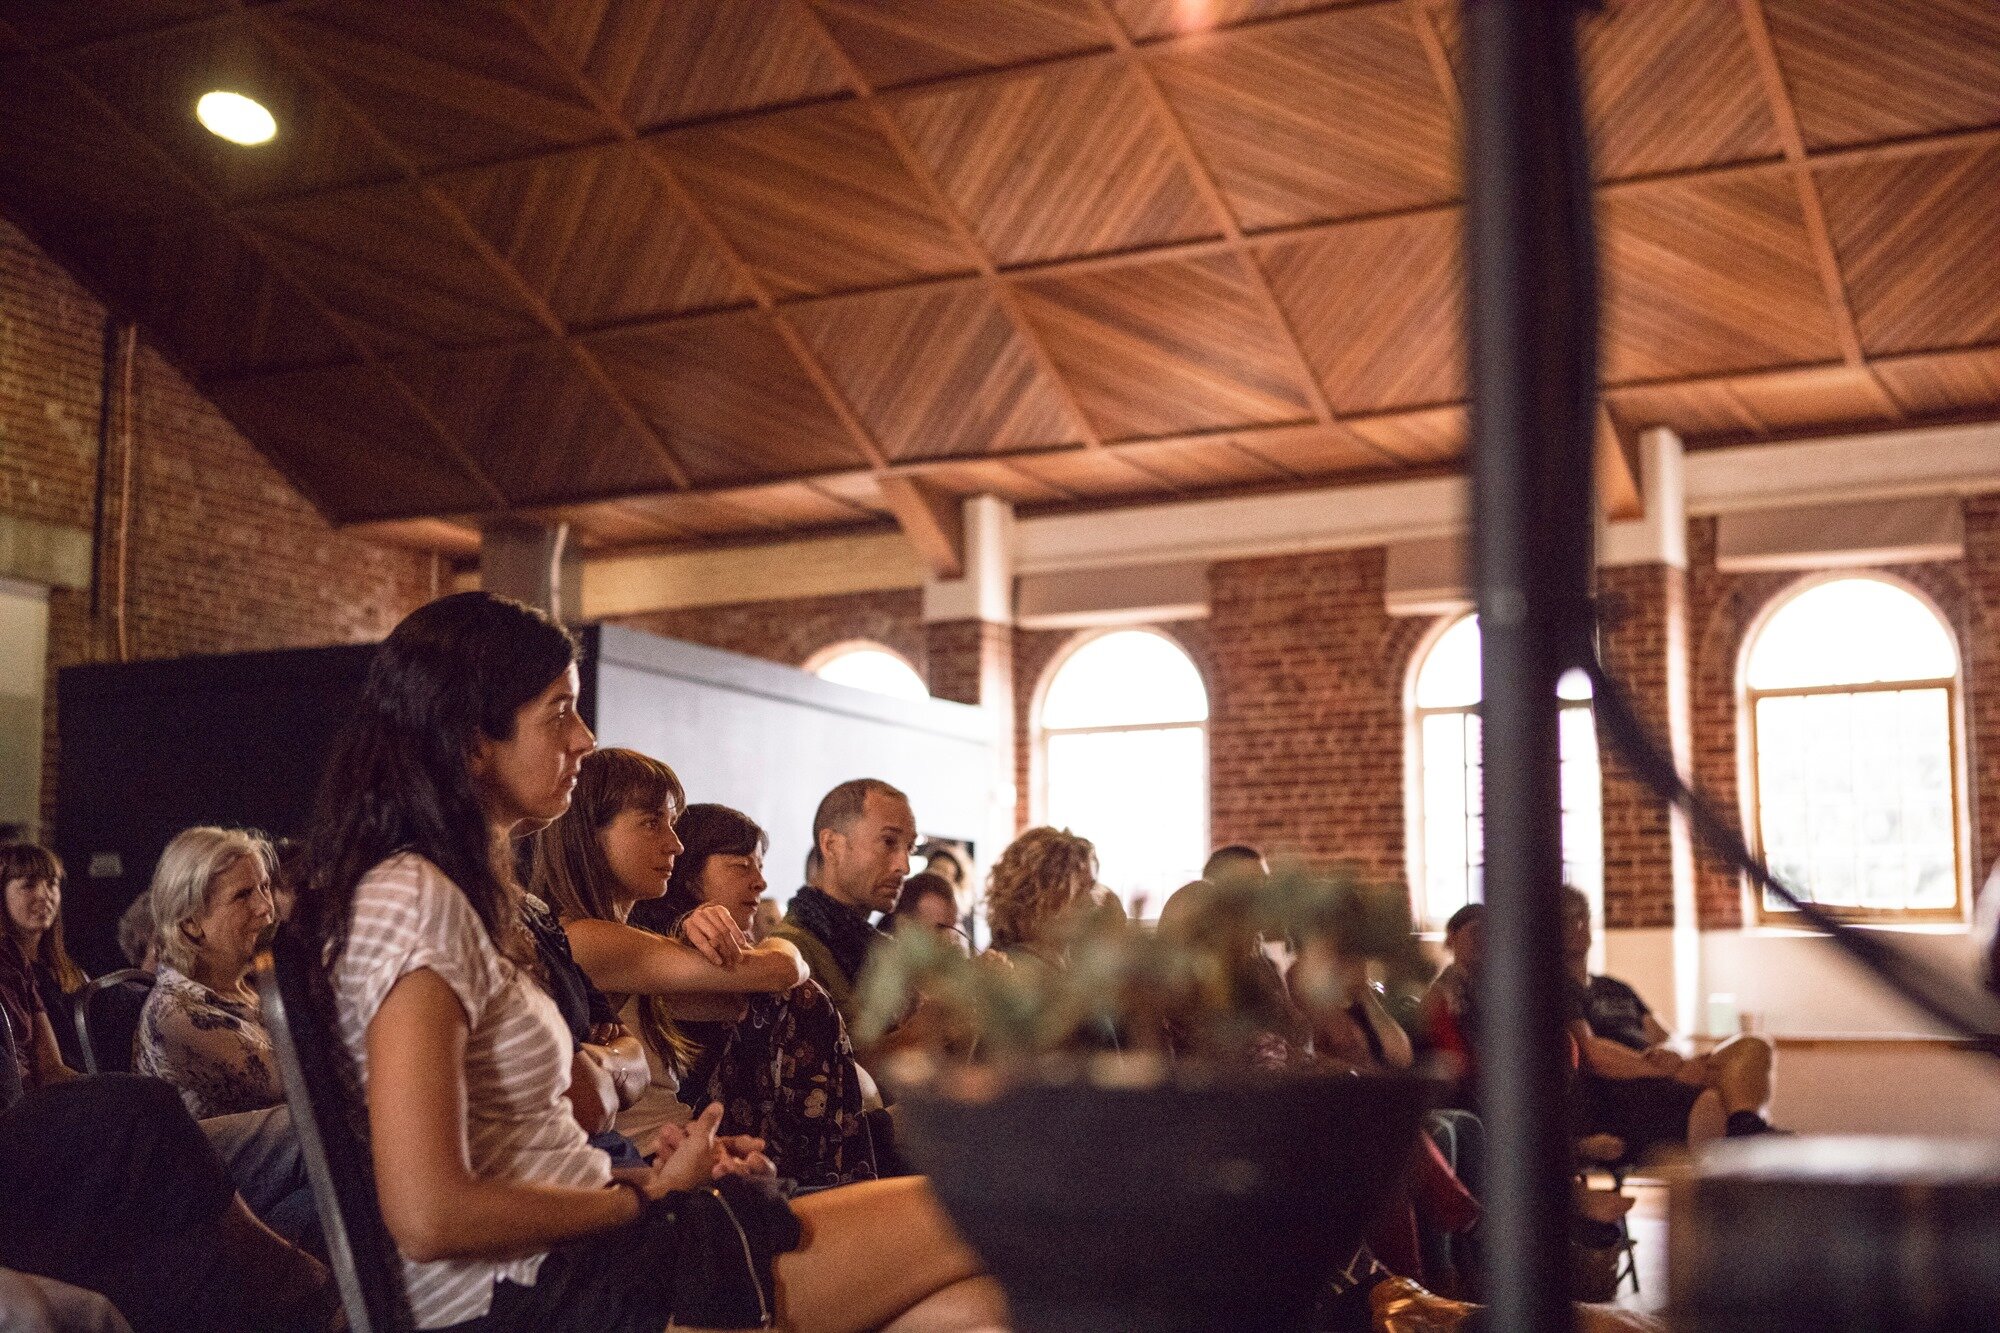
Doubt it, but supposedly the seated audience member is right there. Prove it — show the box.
[135,827,283,1120]
[1418,902,1486,1081]
[1157,876,1308,1066]
[540,762,873,1187]
[116,891,159,971]
[1202,842,1269,883]
[1,845,80,1091]
[918,842,969,897]
[1561,885,1776,1152]
[2,843,88,1073]
[750,895,783,943]
[892,871,964,943]
[0,1073,334,1332]
[771,779,915,1023]
[133,827,322,1246]
[986,827,1100,968]
[536,748,811,1160]
[291,592,998,1332]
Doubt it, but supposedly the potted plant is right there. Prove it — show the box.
[854,866,1435,1333]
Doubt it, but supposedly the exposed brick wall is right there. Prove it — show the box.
[1206,548,1429,886]
[1597,562,1690,929]
[0,215,436,837]
[610,588,927,677]
[1686,508,2000,928]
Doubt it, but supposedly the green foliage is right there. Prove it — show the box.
[854,862,1423,1075]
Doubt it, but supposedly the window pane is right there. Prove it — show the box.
[1746,578,1957,689]
[1414,699,1601,926]
[1755,687,1956,912]
[1044,726,1206,917]
[1041,630,1208,729]
[812,647,929,701]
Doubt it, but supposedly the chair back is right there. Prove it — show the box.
[259,932,411,1332]
[74,969,155,1075]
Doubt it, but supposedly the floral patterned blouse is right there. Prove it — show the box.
[135,965,284,1119]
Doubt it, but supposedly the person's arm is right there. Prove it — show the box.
[1358,987,1415,1071]
[581,1028,650,1108]
[29,1010,78,1084]
[153,999,284,1107]
[565,1047,619,1135]
[564,918,807,997]
[368,968,749,1263]
[368,967,639,1261]
[1572,1021,1661,1081]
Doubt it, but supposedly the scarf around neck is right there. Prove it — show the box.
[785,885,884,986]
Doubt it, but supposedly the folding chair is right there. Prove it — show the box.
[259,933,412,1332]
[73,968,154,1074]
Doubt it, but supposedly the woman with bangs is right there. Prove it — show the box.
[0,841,85,1089]
[529,750,820,1166]
[533,754,873,1189]
[290,593,1003,1333]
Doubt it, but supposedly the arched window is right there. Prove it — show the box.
[1037,629,1208,917]
[806,642,929,701]
[1743,576,1962,919]
[1409,615,1603,929]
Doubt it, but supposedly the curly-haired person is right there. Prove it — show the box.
[983,826,1099,964]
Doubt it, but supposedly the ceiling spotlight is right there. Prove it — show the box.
[195,90,277,146]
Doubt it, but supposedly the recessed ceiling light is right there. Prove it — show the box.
[195,90,277,146]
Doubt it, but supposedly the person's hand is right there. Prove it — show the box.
[647,1103,726,1195]
[681,904,747,967]
[1643,1046,1684,1077]
[712,1133,775,1182]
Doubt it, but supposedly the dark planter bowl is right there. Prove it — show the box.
[896,1069,1430,1333]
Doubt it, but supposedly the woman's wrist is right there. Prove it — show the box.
[608,1175,650,1220]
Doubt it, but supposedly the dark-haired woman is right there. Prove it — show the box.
[619,799,872,1189]
[292,593,1000,1333]
[0,842,83,1089]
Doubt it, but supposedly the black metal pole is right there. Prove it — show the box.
[1464,3,1601,1330]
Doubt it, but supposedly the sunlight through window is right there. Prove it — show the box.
[1746,577,1961,918]
[1039,630,1208,918]
[809,644,929,701]
[1410,615,1601,928]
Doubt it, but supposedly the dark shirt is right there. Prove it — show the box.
[34,961,85,1071]
[1581,974,1655,1051]
[0,942,45,1088]
[521,895,617,1047]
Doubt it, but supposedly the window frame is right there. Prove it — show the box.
[1404,613,1604,932]
[1030,626,1210,908]
[1739,573,1968,926]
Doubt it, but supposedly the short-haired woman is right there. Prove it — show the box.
[135,827,282,1120]
[292,593,1000,1332]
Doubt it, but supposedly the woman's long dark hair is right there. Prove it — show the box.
[635,803,769,936]
[290,592,579,978]
[531,747,693,1071]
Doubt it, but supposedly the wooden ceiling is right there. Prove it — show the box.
[1,0,1996,556]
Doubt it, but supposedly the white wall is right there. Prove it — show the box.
[589,627,997,907]
[0,577,48,835]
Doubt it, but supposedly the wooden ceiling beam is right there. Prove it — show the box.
[234,1,700,491]
[1734,0,1904,420]
[876,475,967,579]
[1077,0,1416,470]
[0,27,511,515]
[498,0,892,474]
[786,0,1185,504]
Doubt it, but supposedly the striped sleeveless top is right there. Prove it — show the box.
[332,854,612,1328]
